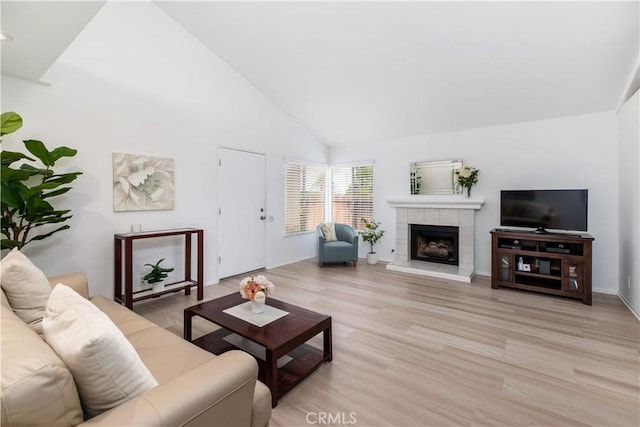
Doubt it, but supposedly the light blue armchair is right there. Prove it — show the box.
[317,223,359,267]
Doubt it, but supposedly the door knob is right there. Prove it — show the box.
[260,216,266,220]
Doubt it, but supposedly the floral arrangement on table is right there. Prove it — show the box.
[455,165,480,197]
[239,275,275,304]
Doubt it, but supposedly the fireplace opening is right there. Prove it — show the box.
[410,224,459,266]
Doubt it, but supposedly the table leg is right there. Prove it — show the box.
[185,233,192,296]
[197,229,204,301]
[114,238,122,304]
[124,238,133,310]
[265,349,278,408]
[324,319,333,362]
[184,310,193,341]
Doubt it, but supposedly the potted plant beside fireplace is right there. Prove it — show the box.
[360,218,385,265]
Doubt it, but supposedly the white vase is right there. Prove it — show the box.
[251,299,265,314]
[367,253,378,265]
[152,280,164,293]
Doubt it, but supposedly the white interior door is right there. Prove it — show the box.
[218,148,266,279]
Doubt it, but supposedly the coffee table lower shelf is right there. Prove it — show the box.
[192,328,329,403]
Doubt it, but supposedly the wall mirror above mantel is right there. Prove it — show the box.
[410,160,462,195]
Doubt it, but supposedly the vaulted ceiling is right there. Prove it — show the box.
[0,1,105,83]
[2,1,639,146]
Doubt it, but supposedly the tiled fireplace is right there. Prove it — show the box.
[387,196,484,282]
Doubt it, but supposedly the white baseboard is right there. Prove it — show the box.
[593,287,618,295]
[618,293,640,322]
[267,254,317,270]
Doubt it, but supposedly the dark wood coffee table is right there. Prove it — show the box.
[184,293,332,407]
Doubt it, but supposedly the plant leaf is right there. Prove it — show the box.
[0,112,23,136]
[19,163,54,178]
[1,150,34,166]
[30,213,72,225]
[1,182,26,209]
[23,197,54,214]
[1,166,30,182]
[42,187,71,198]
[50,146,78,162]
[27,225,70,242]
[1,239,21,250]
[43,172,82,185]
[24,140,54,167]
[24,182,61,195]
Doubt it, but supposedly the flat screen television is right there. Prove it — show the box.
[500,189,588,233]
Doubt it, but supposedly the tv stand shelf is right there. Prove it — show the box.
[490,229,594,305]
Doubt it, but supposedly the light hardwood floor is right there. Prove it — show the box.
[135,258,639,427]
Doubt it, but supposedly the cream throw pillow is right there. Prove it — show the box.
[0,247,52,333]
[321,222,338,242]
[42,284,158,418]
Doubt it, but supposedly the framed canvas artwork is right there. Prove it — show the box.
[113,152,175,211]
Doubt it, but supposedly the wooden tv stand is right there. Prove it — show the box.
[490,229,594,305]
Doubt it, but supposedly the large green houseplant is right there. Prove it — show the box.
[1,112,82,250]
[360,218,385,265]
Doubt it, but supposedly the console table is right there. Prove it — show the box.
[114,228,204,309]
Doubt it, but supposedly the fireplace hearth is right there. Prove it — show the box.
[410,224,459,266]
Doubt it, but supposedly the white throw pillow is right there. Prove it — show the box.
[321,222,338,242]
[0,247,52,333]
[42,284,158,418]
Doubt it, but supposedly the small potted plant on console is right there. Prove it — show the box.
[143,258,174,293]
[360,218,385,265]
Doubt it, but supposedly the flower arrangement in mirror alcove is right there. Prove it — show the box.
[455,165,480,197]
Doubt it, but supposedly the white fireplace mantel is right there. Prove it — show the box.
[386,195,484,282]
[387,195,484,210]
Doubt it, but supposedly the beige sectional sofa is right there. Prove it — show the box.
[1,272,271,427]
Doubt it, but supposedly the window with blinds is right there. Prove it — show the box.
[330,165,374,230]
[284,162,326,235]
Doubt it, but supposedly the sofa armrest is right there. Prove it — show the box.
[80,350,263,427]
[348,229,358,244]
[344,226,355,239]
[48,272,89,299]
[339,226,358,248]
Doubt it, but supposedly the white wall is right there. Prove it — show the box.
[1,1,328,297]
[617,89,640,316]
[330,112,619,293]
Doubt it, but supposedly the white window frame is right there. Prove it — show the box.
[329,162,375,231]
[284,160,375,235]
[284,160,327,236]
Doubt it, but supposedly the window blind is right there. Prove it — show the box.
[330,165,374,230]
[284,162,326,235]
